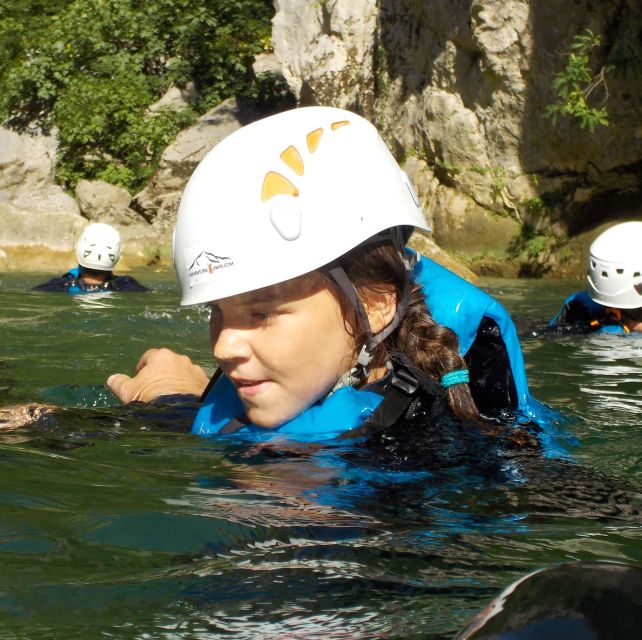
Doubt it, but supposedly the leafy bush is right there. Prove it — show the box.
[545,29,611,132]
[0,0,275,191]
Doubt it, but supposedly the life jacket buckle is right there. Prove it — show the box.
[390,367,419,396]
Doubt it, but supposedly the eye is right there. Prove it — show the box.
[251,310,275,322]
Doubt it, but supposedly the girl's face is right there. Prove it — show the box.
[209,273,357,428]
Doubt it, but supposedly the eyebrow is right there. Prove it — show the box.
[235,290,285,306]
[244,295,280,305]
[243,279,309,305]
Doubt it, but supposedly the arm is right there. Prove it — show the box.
[32,275,71,292]
[107,348,210,404]
[549,291,598,334]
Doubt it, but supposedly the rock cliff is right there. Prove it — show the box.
[273,0,642,276]
[2,0,640,277]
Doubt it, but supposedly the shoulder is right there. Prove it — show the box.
[365,392,540,474]
[550,290,604,333]
[110,275,150,291]
[31,272,74,292]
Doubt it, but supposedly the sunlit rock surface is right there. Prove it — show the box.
[3,1,640,277]
[272,0,642,276]
[133,97,266,237]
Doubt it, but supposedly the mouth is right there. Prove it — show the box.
[232,377,270,397]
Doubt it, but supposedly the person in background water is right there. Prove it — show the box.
[106,106,546,446]
[550,221,642,334]
[33,222,149,294]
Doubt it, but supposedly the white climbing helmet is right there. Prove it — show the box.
[587,221,642,309]
[173,106,430,305]
[76,223,122,271]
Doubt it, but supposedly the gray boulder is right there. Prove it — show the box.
[133,97,267,236]
[0,127,84,252]
[75,179,147,226]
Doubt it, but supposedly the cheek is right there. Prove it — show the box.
[298,307,355,377]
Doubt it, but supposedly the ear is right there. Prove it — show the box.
[360,285,397,334]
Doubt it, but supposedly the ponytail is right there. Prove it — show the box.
[336,240,480,422]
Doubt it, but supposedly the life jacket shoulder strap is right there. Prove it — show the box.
[339,355,444,439]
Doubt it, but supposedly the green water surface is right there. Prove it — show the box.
[1,270,641,639]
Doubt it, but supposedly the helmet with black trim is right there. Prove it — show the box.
[76,223,121,272]
[587,221,642,309]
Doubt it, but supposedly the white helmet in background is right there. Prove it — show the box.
[587,221,642,309]
[173,106,430,305]
[76,223,121,272]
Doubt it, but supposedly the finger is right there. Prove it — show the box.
[135,348,161,373]
[107,373,132,403]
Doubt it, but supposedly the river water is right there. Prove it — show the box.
[1,271,641,639]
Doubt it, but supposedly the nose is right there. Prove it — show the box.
[212,325,252,363]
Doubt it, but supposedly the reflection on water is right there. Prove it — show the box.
[1,273,642,638]
[71,292,116,310]
[577,334,642,418]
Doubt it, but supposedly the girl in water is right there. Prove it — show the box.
[107,106,542,447]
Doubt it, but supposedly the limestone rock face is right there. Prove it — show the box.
[0,127,160,270]
[75,180,147,226]
[272,0,378,113]
[272,0,642,275]
[133,97,267,236]
[4,1,640,277]
[0,127,84,251]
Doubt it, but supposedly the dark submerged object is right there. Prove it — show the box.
[457,561,642,640]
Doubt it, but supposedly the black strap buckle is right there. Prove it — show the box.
[390,367,419,396]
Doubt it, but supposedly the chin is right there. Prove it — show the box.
[245,410,283,430]
[246,406,301,430]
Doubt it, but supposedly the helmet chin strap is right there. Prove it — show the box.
[327,229,415,387]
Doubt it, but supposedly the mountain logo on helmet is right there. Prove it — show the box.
[187,250,234,287]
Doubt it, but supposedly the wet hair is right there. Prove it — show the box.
[623,306,642,322]
[81,267,112,277]
[329,238,480,422]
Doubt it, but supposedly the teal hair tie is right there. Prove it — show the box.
[441,369,469,388]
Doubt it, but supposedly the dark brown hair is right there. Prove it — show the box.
[332,239,480,422]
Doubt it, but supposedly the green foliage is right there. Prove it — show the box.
[523,233,549,258]
[545,29,611,132]
[510,228,554,262]
[0,0,274,191]
[520,197,548,216]
[489,166,506,201]
[468,164,488,176]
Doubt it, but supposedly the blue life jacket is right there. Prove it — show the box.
[193,253,554,445]
[193,374,385,442]
[65,266,111,295]
[413,255,532,415]
[550,290,627,334]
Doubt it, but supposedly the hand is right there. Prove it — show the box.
[0,403,57,430]
[107,348,210,404]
